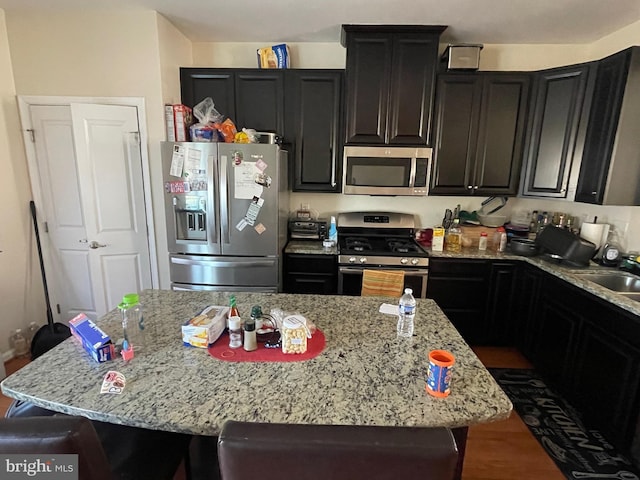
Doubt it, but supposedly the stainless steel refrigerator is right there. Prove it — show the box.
[161,142,289,291]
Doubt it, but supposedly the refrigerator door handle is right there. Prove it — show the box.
[220,155,230,244]
[171,257,276,268]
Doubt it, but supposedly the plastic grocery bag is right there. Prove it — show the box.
[193,97,223,125]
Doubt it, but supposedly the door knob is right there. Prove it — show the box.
[89,241,107,249]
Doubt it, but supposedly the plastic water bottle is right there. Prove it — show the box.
[397,288,416,337]
[119,293,145,354]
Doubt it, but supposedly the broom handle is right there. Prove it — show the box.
[29,201,55,328]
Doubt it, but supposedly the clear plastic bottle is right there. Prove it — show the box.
[478,232,488,251]
[119,293,145,354]
[445,218,462,253]
[228,316,242,349]
[26,322,40,349]
[10,329,29,358]
[397,288,416,338]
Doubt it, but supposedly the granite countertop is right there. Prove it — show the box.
[1,291,511,436]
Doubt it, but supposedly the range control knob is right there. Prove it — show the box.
[400,258,409,264]
[349,257,357,264]
[411,258,420,265]
[359,257,367,264]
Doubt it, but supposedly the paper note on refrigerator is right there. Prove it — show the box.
[184,147,204,176]
[170,145,185,177]
[234,161,263,199]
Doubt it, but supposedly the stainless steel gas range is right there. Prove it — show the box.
[337,212,429,298]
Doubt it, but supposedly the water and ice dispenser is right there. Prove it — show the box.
[172,194,207,242]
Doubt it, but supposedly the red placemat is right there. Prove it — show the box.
[208,329,326,362]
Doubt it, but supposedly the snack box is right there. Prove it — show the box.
[182,305,229,348]
[69,313,114,363]
[165,104,193,142]
[257,44,290,69]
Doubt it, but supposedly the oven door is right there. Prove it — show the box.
[337,267,428,298]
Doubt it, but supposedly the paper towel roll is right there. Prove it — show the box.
[580,223,609,249]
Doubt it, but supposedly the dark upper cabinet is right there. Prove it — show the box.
[285,70,344,192]
[431,73,530,196]
[576,47,640,205]
[520,63,594,199]
[181,68,344,192]
[180,68,284,137]
[341,25,445,146]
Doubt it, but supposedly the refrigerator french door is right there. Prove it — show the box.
[162,142,288,291]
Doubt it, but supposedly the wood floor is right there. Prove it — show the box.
[2,347,564,480]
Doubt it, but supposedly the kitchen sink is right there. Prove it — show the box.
[575,271,640,294]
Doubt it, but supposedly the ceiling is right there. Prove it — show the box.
[1,0,639,45]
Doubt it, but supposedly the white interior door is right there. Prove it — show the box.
[29,103,152,322]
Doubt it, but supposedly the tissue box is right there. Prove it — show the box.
[182,305,229,348]
[69,313,114,363]
[257,44,291,69]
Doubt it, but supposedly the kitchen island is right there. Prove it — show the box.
[1,290,511,438]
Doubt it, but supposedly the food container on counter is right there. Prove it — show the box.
[281,315,311,354]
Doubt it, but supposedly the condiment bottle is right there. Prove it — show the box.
[493,227,507,252]
[228,295,240,329]
[478,232,488,251]
[228,316,242,349]
[243,317,257,351]
[445,218,462,253]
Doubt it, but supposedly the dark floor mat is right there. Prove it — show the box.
[490,368,640,480]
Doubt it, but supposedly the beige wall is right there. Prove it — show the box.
[1,10,640,359]
[0,10,41,359]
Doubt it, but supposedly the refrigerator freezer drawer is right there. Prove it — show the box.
[171,283,277,293]
[170,254,278,287]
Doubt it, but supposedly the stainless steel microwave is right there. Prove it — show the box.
[342,146,432,196]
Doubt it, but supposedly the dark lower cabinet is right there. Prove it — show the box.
[529,276,582,394]
[427,258,490,344]
[427,258,518,345]
[486,262,518,345]
[512,262,542,358]
[283,254,337,295]
[528,270,640,454]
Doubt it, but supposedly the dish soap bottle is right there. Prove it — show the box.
[601,228,622,267]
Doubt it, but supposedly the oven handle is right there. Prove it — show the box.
[339,267,429,276]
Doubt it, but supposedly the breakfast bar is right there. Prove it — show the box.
[1,290,511,476]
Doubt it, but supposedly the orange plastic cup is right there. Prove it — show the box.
[425,350,455,397]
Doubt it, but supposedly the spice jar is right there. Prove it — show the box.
[281,315,310,354]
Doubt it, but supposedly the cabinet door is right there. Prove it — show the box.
[521,64,593,198]
[283,254,337,295]
[344,33,392,144]
[513,263,542,358]
[180,68,236,121]
[234,71,284,136]
[574,320,640,448]
[575,50,630,204]
[430,75,482,195]
[485,261,518,345]
[531,279,582,394]
[387,33,439,145]
[285,71,343,192]
[426,259,489,344]
[474,74,530,196]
